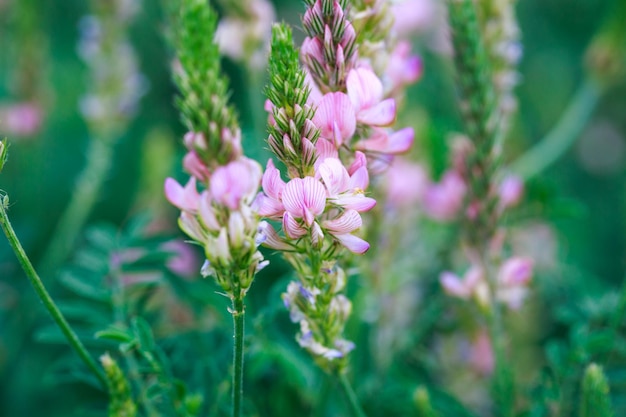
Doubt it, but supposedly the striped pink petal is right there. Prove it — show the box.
[347,67,383,111]
[313,92,356,147]
[323,209,362,234]
[282,177,327,226]
[333,233,370,254]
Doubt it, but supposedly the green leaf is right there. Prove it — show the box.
[95,326,134,343]
[58,270,110,301]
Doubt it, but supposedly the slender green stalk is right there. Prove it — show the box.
[0,200,107,388]
[232,296,245,417]
[509,78,603,180]
[339,373,367,417]
[38,137,114,272]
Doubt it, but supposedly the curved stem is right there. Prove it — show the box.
[338,372,367,417]
[509,78,604,179]
[232,296,245,417]
[38,137,114,272]
[0,200,107,388]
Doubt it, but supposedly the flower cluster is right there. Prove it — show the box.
[77,1,147,137]
[165,0,266,298]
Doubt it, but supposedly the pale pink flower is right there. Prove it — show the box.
[391,0,438,36]
[323,209,369,253]
[164,177,201,212]
[384,158,428,208]
[498,175,524,209]
[312,92,356,147]
[422,171,467,221]
[346,67,396,127]
[385,41,423,92]
[317,157,376,212]
[282,177,327,226]
[182,151,210,182]
[497,257,533,309]
[0,102,42,137]
[355,127,414,155]
[440,266,483,299]
[255,159,286,219]
[210,157,262,210]
[468,330,494,376]
[163,239,201,279]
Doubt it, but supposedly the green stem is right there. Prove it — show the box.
[38,137,114,272]
[509,78,603,180]
[0,200,107,388]
[232,296,245,417]
[338,373,367,417]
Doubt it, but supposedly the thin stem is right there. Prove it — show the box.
[0,200,107,388]
[338,372,367,417]
[509,77,604,180]
[38,137,114,272]
[232,295,245,417]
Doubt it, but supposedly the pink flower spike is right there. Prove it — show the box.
[499,257,533,286]
[282,177,327,226]
[333,233,370,254]
[323,209,363,234]
[313,92,356,147]
[164,177,200,212]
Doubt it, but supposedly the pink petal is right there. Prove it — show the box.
[282,212,307,239]
[323,209,362,234]
[346,67,383,111]
[499,257,533,286]
[262,159,286,199]
[314,138,339,169]
[333,194,377,212]
[348,165,369,191]
[347,151,367,175]
[313,92,356,145]
[318,158,350,196]
[357,98,396,126]
[253,192,285,219]
[282,177,327,224]
[258,221,293,251]
[440,272,470,298]
[164,177,200,212]
[199,191,220,231]
[356,128,414,154]
[333,233,370,254]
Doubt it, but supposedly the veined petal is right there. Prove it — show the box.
[254,192,285,218]
[283,212,307,239]
[318,158,350,196]
[313,92,356,144]
[282,177,327,224]
[332,193,376,212]
[314,138,339,170]
[199,191,220,231]
[164,177,200,212]
[262,159,286,199]
[356,98,396,126]
[258,221,292,251]
[323,209,362,234]
[347,151,367,176]
[333,233,370,254]
[356,127,414,154]
[346,67,384,111]
[348,165,369,191]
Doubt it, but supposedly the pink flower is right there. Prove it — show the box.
[282,177,327,226]
[0,102,42,137]
[346,67,396,127]
[355,127,414,155]
[312,92,356,147]
[385,41,423,91]
[498,175,524,209]
[317,157,376,212]
[323,209,369,254]
[440,266,483,299]
[469,330,494,376]
[422,171,467,221]
[255,159,287,219]
[164,177,201,212]
[391,0,438,36]
[210,157,262,210]
[182,151,210,182]
[384,158,428,208]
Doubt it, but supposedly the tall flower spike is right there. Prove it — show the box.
[266,23,321,178]
[175,0,242,172]
[302,0,358,92]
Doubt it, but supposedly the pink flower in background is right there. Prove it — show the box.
[422,171,467,221]
[0,102,42,137]
[384,158,428,208]
[498,175,524,209]
[497,256,533,310]
[391,0,438,36]
[440,266,484,300]
[385,41,423,92]
[468,330,494,376]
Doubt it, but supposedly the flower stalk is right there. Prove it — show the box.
[0,189,107,388]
